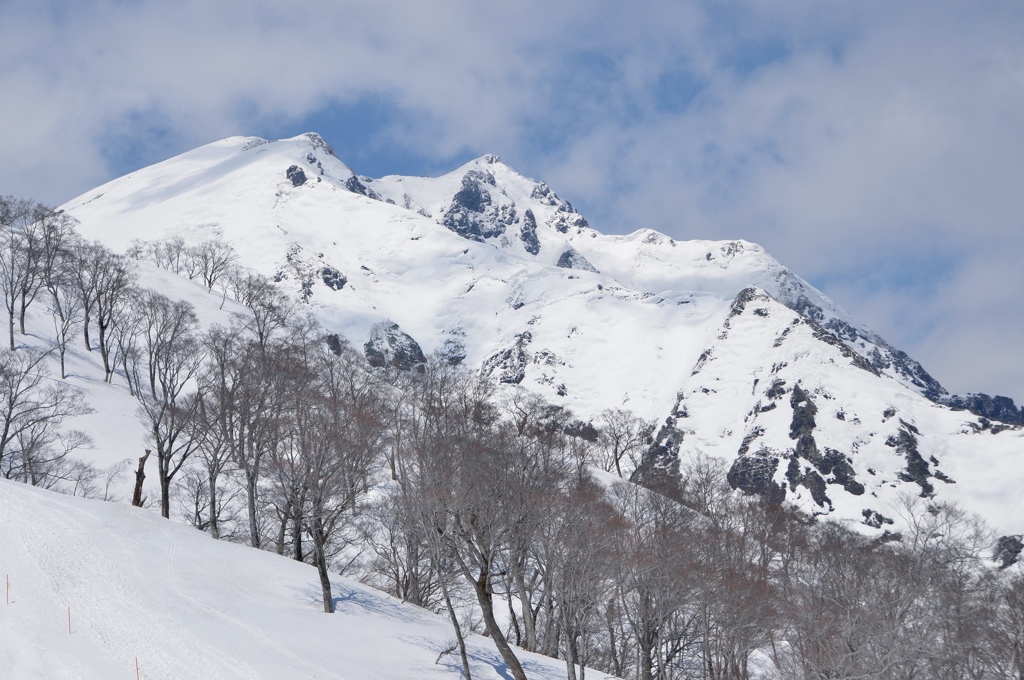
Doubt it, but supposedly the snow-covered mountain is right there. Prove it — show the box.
[59,132,1023,535]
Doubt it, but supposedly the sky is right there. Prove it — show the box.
[2,0,1023,404]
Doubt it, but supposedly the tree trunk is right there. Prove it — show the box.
[131,450,150,507]
[246,472,261,548]
[470,568,528,680]
[639,589,657,680]
[159,466,171,518]
[439,568,472,680]
[98,319,111,377]
[312,519,334,613]
[83,310,91,351]
[292,508,304,562]
[564,605,579,680]
[514,565,537,652]
[8,309,14,350]
[208,468,220,540]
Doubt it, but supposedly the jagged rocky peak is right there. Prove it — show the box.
[442,167,515,242]
[302,132,338,158]
[258,132,379,198]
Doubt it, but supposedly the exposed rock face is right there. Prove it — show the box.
[556,247,598,273]
[325,333,346,356]
[520,209,540,255]
[861,508,895,529]
[482,331,532,384]
[343,175,383,200]
[442,170,517,242]
[728,451,786,505]
[303,132,338,157]
[630,410,686,503]
[363,321,426,372]
[286,165,307,187]
[995,535,1024,568]
[887,420,938,497]
[785,384,832,508]
[320,266,347,291]
[440,337,467,365]
[789,295,945,400]
[547,206,589,234]
[944,393,1024,425]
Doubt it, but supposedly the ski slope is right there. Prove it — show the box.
[0,479,601,680]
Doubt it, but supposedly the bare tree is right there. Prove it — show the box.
[125,290,204,518]
[0,196,35,349]
[596,408,654,478]
[48,274,84,379]
[17,208,79,337]
[0,346,93,487]
[72,241,138,373]
[292,337,386,612]
[228,269,292,349]
[187,239,237,292]
[202,320,292,547]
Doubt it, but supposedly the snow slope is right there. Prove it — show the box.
[61,133,933,421]
[55,132,1023,535]
[0,479,601,680]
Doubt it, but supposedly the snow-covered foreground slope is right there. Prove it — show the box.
[55,132,1023,535]
[0,479,594,680]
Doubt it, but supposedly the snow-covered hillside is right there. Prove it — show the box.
[55,132,1023,535]
[0,479,595,680]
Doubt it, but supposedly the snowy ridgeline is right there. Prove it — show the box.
[49,132,1024,538]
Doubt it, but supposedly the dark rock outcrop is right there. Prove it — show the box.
[788,295,946,400]
[481,331,532,384]
[441,170,516,242]
[364,321,426,372]
[547,205,589,233]
[320,266,347,291]
[886,420,941,496]
[286,165,307,187]
[728,450,786,505]
[520,209,540,255]
[343,175,383,200]
[556,247,598,273]
[994,535,1024,568]
[630,413,685,503]
[944,393,1024,426]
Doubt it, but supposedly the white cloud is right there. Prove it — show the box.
[1,0,1022,401]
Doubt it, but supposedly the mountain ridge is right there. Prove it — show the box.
[57,132,1023,534]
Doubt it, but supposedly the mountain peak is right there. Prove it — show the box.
[300,132,338,157]
[55,131,1024,535]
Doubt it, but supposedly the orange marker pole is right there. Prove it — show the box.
[136,656,140,680]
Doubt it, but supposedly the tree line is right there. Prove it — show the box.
[1,194,1022,680]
